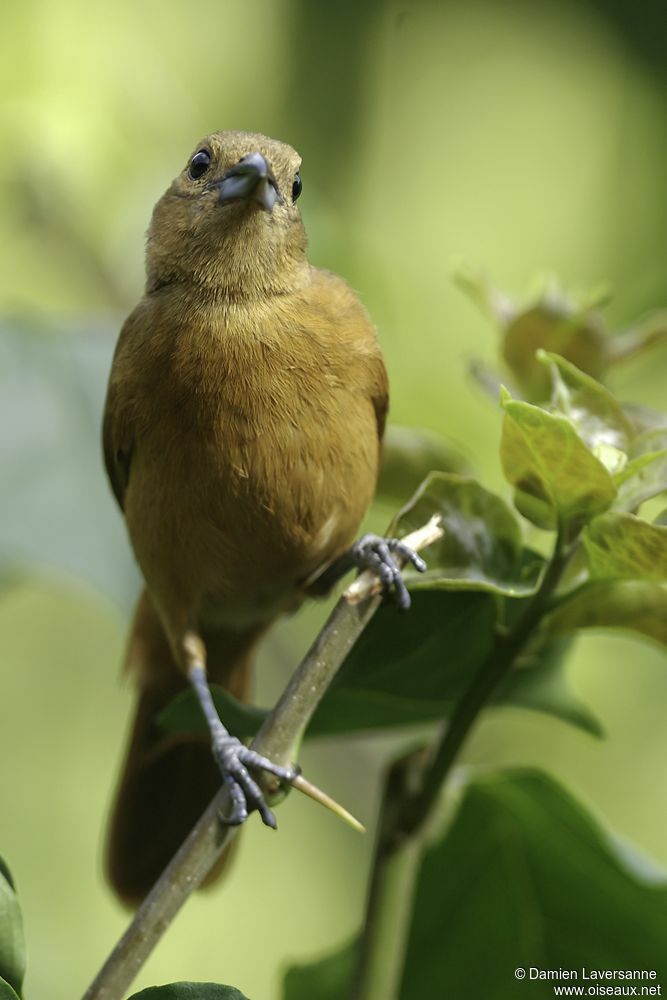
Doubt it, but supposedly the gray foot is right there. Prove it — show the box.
[352,534,427,610]
[213,735,299,828]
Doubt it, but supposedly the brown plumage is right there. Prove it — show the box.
[103,131,388,905]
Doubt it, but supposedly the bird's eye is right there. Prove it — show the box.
[292,172,302,201]
[189,150,212,180]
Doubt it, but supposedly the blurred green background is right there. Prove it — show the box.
[1,1,666,997]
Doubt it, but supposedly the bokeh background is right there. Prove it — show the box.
[1,1,666,997]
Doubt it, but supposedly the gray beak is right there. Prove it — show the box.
[216,152,281,212]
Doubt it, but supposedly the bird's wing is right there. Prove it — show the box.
[103,391,132,511]
[369,352,389,447]
[102,306,146,511]
[317,268,389,453]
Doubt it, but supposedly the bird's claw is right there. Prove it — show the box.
[212,734,299,829]
[352,534,427,610]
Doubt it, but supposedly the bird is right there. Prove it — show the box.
[102,130,425,905]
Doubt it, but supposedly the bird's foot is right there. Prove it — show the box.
[212,734,299,829]
[351,534,427,610]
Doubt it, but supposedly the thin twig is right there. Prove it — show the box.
[82,518,439,1000]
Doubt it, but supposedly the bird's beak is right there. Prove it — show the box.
[216,152,281,212]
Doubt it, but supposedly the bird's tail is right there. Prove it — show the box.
[106,590,259,906]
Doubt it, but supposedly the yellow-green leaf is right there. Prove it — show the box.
[538,351,632,459]
[501,395,616,530]
[583,512,667,581]
[544,580,667,647]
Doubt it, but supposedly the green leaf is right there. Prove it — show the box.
[545,580,667,648]
[283,940,356,1000]
[538,352,632,469]
[401,769,667,997]
[391,473,543,595]
[160,686,265,741]
[311,591,497,732]
[0,860,25,997]
[0,977,20,1000]
[285,770,667,999]
[583,512,667,581]
[501,394,616,529]
[127,984,250,1000]
[376,426,471,504]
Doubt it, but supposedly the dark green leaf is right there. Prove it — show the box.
[160,686,265,741]
[311,591,496,732]
[127,984,249,1000]
[502,301,608,401]
[283,940,356,1000]
[392,473,543,595]
[0,977,20,1000]
[376,426,471,504]
[583,512,667,581]
[501,393,616,529]
[285,770,667,999]
[400,769,667,998]
[0,864,14,894]
[545,580,667,648]
[498,636,603,738]
[0,861,25,996]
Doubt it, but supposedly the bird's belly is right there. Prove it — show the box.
[124,399,378,631]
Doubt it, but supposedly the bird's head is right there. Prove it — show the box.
[146,131,308,298]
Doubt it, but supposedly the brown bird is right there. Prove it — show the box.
[103,130,424,905]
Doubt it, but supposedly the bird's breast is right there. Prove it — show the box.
[125,319,379,628]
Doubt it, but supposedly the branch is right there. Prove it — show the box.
[348,749,428,1000]
[82,517,442,1000]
